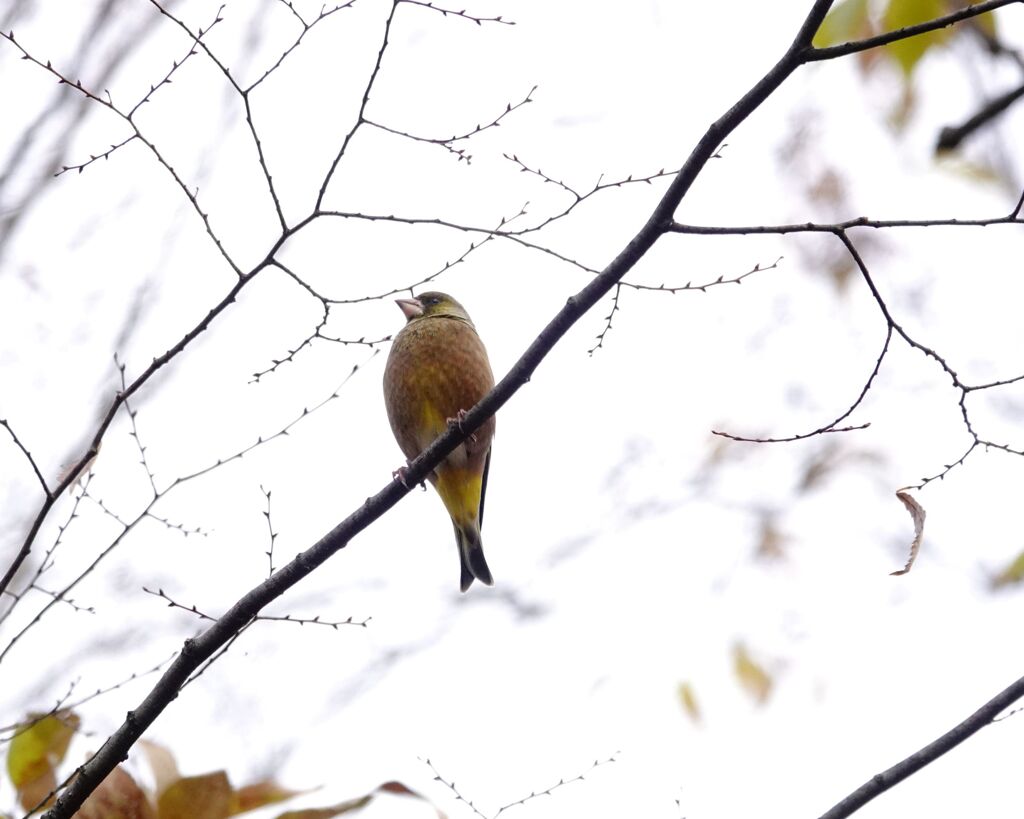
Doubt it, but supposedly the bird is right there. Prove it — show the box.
[383,291,496,592]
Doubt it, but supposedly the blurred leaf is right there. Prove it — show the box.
[77,765,156,819]
[158,771,231,819]
[798,443,843,492]
[935,154,1002,184]
[274,797,372,819]
[814,0,871,47]
[883,0,950,76]
[274,782,447,819]
[891,489,926,576]
[808,168,845,208]
[971,9,997,39]
[798,444,884,492]
[7,712,79,787]
[755,516,787,561]
[231,781,307,815]
[733,643,773,705]
[7,711,79,811]
[16,766,56,813]
[677,681,701,724]
[140,741,179,799]
[991,550,1024,589]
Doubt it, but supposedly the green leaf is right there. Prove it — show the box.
[992,549,1024,589]
[6,711,80,812]
[883,0,950,76]
[814,0,871,47]
[6,712,78,789]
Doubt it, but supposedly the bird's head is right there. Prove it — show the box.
[395,292,473,324]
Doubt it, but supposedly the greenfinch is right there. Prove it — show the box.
[383,292,496,591]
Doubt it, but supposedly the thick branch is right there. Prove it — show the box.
[936,79,1024,151]
[818,671,1024,819]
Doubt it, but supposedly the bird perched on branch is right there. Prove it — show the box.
[383,291,496,591]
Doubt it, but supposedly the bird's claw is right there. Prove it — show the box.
[392,464,427,491]
[447,409,477,442]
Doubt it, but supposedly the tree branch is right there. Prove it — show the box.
[936,79,1024,151]
[818,671,1024,819]
[40,3,838,815]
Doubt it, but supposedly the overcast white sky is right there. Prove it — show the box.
[2,1,1024,817]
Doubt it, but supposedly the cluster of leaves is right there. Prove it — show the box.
[816,0,999,77]
[3,712,442,818]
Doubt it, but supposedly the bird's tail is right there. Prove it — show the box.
[455,521,493,592]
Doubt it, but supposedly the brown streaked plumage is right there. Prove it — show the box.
[383,291,496,591]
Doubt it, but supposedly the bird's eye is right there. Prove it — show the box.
[424,296,439,305]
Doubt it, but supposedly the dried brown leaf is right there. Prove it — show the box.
[77,765,156,819]
[891,489,926,576]
[157,771,231,819]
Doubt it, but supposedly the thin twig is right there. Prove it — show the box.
[0,418,50,496]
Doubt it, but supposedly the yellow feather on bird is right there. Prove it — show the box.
[383,292,496,591]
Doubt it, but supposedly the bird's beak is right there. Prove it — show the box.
[395,297,424,321]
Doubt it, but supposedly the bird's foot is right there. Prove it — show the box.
[447,409,477,442]
[392,463,427,491]
[392,465,411,488]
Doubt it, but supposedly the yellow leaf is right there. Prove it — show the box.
[7,710,80,809]
[814,0,872,47]
[158,772,232,819]
[891,489,926,576]
[882,0,950,76]
[7,712,79,788]
[991,550,1024,589]
[733,643,773,705]
[77,765,156,819]
[677,681,701,724]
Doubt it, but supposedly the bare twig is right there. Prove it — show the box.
[315,0,400,209]
[400,0,515,26]
[504,155,679,234]
[494,754,618,816]
[714,324,890,442]
[262,486,277,577]
[588,257,782,354]
[366,86,535,163]
[0,417,49,496]
[255,613,371,628]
